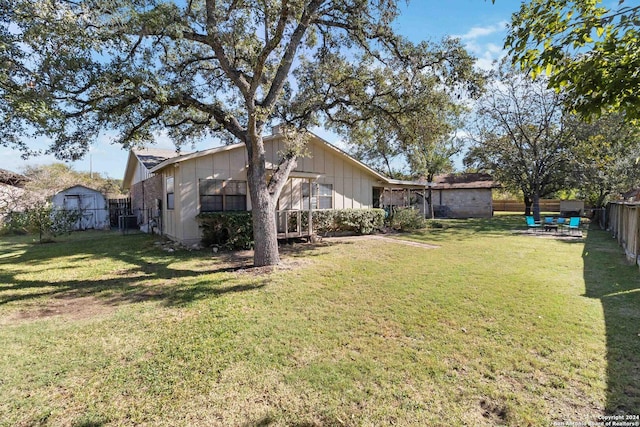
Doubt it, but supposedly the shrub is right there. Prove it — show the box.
[197,209,385,249]
[2,204,82,242]
[391,207,427,231]
[303,209,385,236]
[197,212,253,250]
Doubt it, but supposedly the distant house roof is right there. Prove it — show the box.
[0,168,28,187]
[431,173,499,190]
[622,187,640,201]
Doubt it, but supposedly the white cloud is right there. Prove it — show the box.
[456,21,508,41]
[453,21,509,71]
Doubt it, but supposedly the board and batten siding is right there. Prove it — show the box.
[131,159,152,186]
[160,135,380,245]
[272,136,376,210]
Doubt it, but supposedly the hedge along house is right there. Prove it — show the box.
[122,148,183,233]
[149,129,499,246]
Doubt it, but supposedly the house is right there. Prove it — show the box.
[122,148,183,232]
[146,128,499,246]
[51,185,109,230]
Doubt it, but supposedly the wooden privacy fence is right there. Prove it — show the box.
[607,202,640,265]
[493,199,561,212]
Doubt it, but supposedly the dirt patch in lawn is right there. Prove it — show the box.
[3,295,115,324]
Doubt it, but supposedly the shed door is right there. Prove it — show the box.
[65,195,80,210]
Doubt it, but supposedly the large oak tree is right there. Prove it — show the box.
[1,0,478,266]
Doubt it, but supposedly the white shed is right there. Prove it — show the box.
[51,185,109,230]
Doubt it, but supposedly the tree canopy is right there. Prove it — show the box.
[331,43,481,180]
[1,0,481,265]
[565,113,640,208]
[464,63,573,219]
[506,0,640,120]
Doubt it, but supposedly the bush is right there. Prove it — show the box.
[197,209,385,250]
[303,209,385,236]
[2,204,82,242]
[391,208,427,231]
[197,212,253,250]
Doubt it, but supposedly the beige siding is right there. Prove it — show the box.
[131,161,148,186]
[179,161,199,241]
[162,169,178,241]
[160,135,380,244]
[263,136,377,211]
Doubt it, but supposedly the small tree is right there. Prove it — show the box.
[22,201,81,243]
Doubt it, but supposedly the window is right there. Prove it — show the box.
[316,183,333,209]
[302,182,333,209]
[166,177,175,210]
[199,179,247,212]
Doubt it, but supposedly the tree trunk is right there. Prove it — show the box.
[248,173,280,266]
[524,195,532,216]
[532,193,541,222]
[428,186,434,219]
[245,131,281,267]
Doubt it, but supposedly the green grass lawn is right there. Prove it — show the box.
[0,215,638,426]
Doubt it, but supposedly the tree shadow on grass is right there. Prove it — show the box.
[581,225,640,414]
[396,214,527,243]
[0,232,267,310]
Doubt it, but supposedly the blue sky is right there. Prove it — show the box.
[1,0,519,180]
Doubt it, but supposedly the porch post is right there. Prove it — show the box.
[308,178,313,237]
[423,185,427,218]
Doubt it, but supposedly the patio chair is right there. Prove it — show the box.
[565,217,581,235]
[556,217,566,226]
[526,216,541,233]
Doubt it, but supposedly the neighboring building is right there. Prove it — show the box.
[147,129,499,245]
[0,169,30,223]
[51,185,109,230]
[122,148,183,232]
[430,173,499,218]
[380,173,499,219]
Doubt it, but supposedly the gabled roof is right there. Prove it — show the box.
[55,184,105,195]
[123,147,184,189]
[149,132,392,185]
[133,148,183,170]
[147,132,498,191]
[149,142,244,173]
